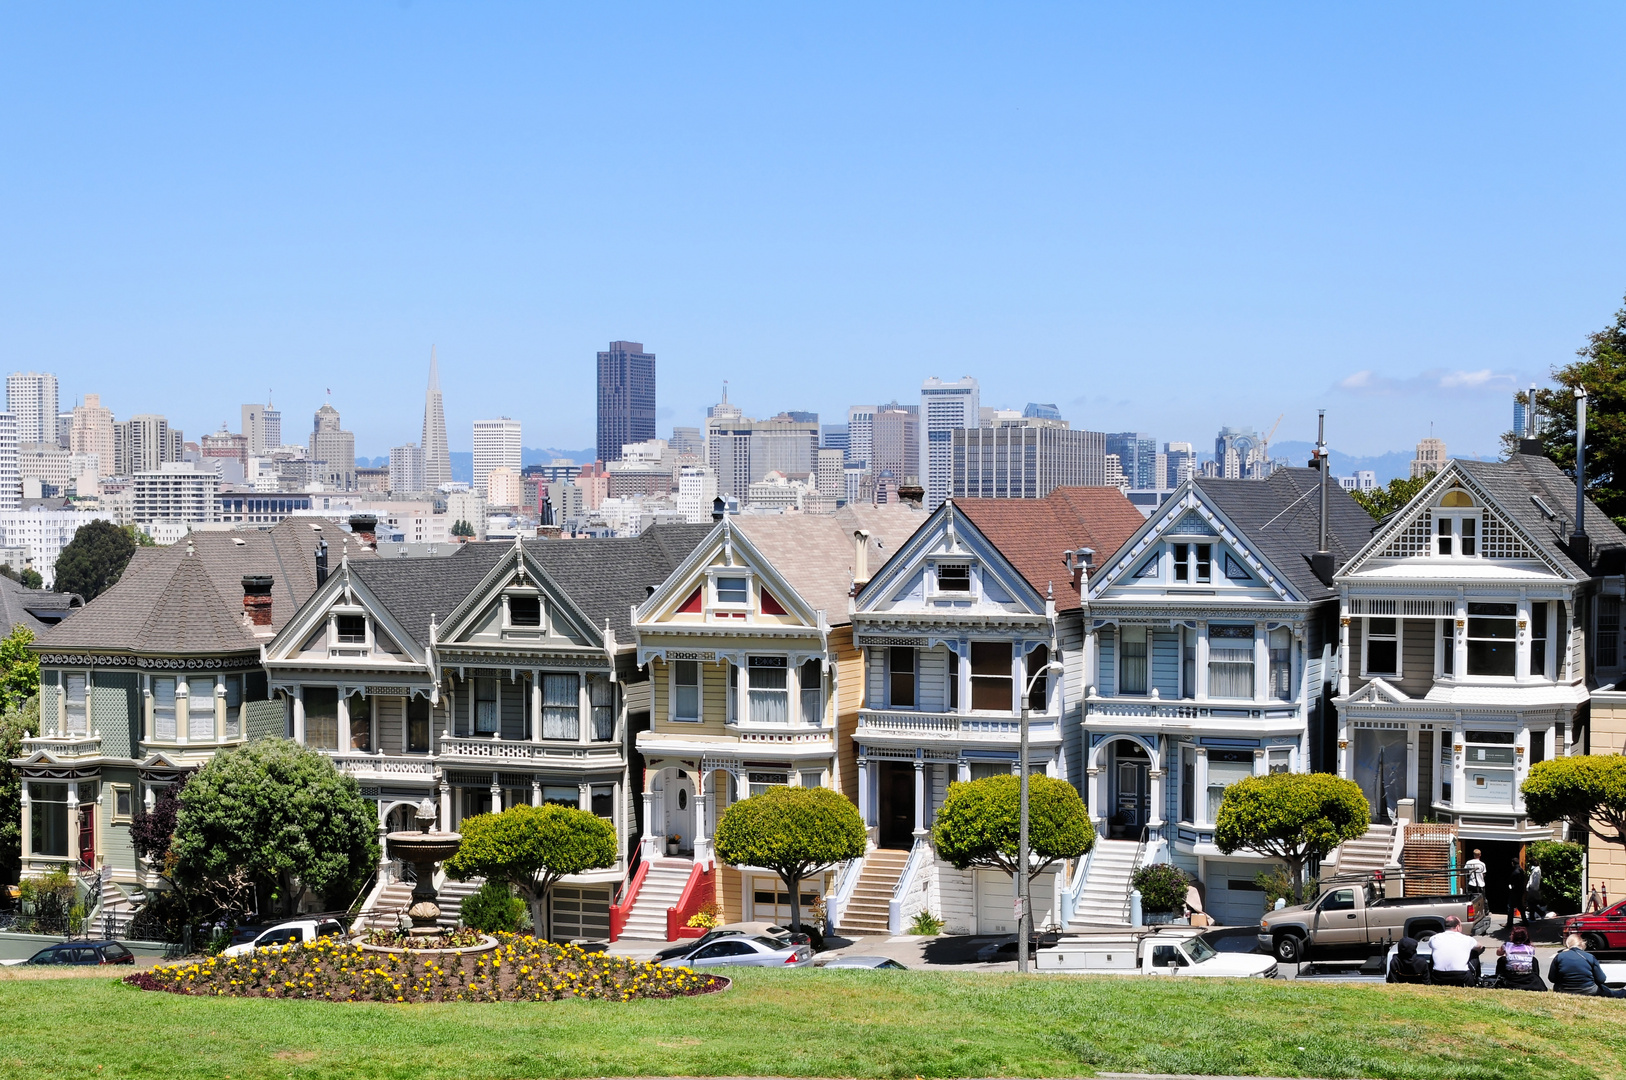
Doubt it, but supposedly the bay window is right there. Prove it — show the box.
[589,674,614,740]
[887,647,916,708]
[348,691,370,750]
[1364,618,1398,677]
[542,673,580,739]
[187,676,215,740]
[1205,750,1254,822]
[224,674,243,739]
[304,687,339,749]
[747,656,788,723]
[1180,747,1196,823]
[1025,645,1050,711]
[407,696,432,752]
[673,661,700,722]
[1208,625,1255,698]
[1463,730,1515,805]
[1268,746,1291,774]
[29,782,68,857]
[799,660,823,725]
[748,771,787,797]
[1531,603,1549,677]
[1466,603,1517,676]
[1598,596,1620,669]
[970,641,1013,711]
[153,677,176,740]
[64,673,87,735]
[1119,628,1148,695]
[1269,628,1292,700]
[543,786,579,808]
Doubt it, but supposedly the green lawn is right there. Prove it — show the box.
[1,968,1623,1079]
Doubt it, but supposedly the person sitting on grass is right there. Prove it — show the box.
[1386,936,1431,984]
[1426,915,1483,987]
[1495,926,1546,992]
[1549,933,1625,998]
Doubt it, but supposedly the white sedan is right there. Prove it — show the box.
[221,918,347,957]
[659,934,814,969]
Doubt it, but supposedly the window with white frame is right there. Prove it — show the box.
[591,784,614,819]
[948,649,960,710]
[1025,644,1050,711]
[1205,750,1255,821]
[799,769,822,788]
[1598,596,1620,669]
[508,594,542,627]
[887,647,916,708]
[63,672,87,735]
[673,660,700,722]
[153,677,176,740]
[110,783,134,823]
[589,674,614,740]
[747,656,789,723]
[748,770,787,797]
[304,687,339,749]
[1268,746,1291,774]
[1531,603,1549,677]
[1440,618,1455,676]
[335,614,367,644]
[474,678,500,734]
[936,562,971,592]
[1118,627,1148,695]
[1268,628,1292,700]
[1171,543,1213,584]
[224,674,243,739]
[1434,491,1480,557]
[1180,747,1196,822]
[1467,603,1517,676]
[798,660,823,725]
[187,676,215,740]
[1364,618,1399,677]
[970,641,1013,711]
[714,575,748,606]
[542,673,580,739]
[1207,625,1255,698]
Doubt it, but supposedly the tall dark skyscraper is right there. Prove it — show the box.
[596,340,656,463]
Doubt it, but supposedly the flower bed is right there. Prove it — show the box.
[358,928,495,954]
[123,934,724,1003]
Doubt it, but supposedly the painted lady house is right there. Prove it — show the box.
[1081,469,1371,927]
[260,525,709,940]
[626,505,922,940]
[1333,448,1624,907]
[843,489,1144,936]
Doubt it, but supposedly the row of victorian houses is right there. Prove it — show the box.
[13,438,1626,939]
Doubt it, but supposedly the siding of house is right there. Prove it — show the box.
[1150,631,1180,698]
[246,697,285,741]
[831,627,862,801]
[649,657,731,732]
[918,647,949,712]
[717,865,745,923]
[90,673,139,757]
[1396,619,1436,697]
[1097,628,1116,696]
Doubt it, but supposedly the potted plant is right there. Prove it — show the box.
[1132,863,1191,925]
[667,833,681,856]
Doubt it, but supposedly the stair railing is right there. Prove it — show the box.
[825,849,867,933]
[887,839,930,935]
[1060,842,1097,926]
[1124,825,1151,922]
[608,857,652,943]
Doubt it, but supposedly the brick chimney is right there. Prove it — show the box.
[348,514,378,546]
[242,575,274,627]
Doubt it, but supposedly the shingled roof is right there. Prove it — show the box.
[952,487,1148,612]
[0,576,81,638]
[1456,454,1626,577]
[732,505,926,624]
[346,545,509,648]
[526,523,714,639]
[1195,467,1375,599]
[33,519,368,656]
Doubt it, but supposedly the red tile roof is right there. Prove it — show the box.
[952,488,1146,612]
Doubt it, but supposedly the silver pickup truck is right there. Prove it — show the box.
[1259,881,1489,963]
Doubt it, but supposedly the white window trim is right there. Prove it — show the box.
[1431,511,1483,559]
[926,559,977,600]
[109,782,133,823]
[669,659,703,723]
[1362,616,1402,679]
[706,569,753,616]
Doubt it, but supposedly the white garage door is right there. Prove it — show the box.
[1204,863,1267,927]
[974,870,1056,934]
[550,885,612,941]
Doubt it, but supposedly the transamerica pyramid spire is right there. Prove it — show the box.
[421,346,452,491]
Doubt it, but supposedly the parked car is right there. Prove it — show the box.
[815,955,907,969]
[652,922,798,962]
[1564,900,1626,952]
[221,918,347,957]
[659,934,814,969]
[1,940,136,966]
[1197,925,1267,955]
[1033,929,1277,977]
[1258,882,1489,963]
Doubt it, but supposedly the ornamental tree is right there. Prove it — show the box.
[932,774,1095,888]
[1213,772,1369,902]
[445,804,617,938]
[1523,755,1626,854]
[0,625,38,710]
[53,519,138,601]
[713,785,867,932]
[170,738,380,917]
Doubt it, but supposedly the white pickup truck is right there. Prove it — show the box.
[1034,929,1278,978]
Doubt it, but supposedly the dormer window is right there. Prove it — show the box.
[509,595,542,627]
[335,615,366,644]
[715,576,748,605]
[937,563,971,592]
[1172,543,1212,583]
[1435,490,1479,557]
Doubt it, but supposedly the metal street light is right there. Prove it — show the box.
[1018,658,1066,974]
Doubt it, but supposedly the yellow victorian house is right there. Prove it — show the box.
[619,505,922,940]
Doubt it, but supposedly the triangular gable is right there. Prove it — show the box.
[636,518,823,627]
[437,541,603,649]
[1345,678,1410,705]
[854,501,1048,615]
[1089,481,1298,602]
[265,561,428,666]
[1341,462,1566,577]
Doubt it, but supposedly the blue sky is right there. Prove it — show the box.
[3,4,1623,462]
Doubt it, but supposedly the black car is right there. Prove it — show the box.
[8,940,136,966]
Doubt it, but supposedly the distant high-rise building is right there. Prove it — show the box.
[847,406,875,467]
[241,401,282,456]
[816,448,846,504]
[310,403,356,490]
[670,426,704,456]
[132,463,219,525]
[200,428,248,472]
[56,412,72,450]
[951,417,1106,499]
[1338,471,1378,493]
[115,415,181,476]
[1106,432,1158,490]
[390,443,425,495]
[1105,453,1126,489]
[1164,442,1196,489]
[1023,402,1062,420]
[596,340,656,463]
[750,414,818,481]
[421,348,452,492]
[676,465,719,524]
[6,373,58,446]
[821,424,850,456]
[485,466,524,508]
[0,412,17,510]
[920,376,979,511]
[1412,437,1447,479]
[70,394,116,476]
[472,418,522,495]
[1215,426,1266,480]
[871,403,919,483]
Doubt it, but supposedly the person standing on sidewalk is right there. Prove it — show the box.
[1507,857,1528,926]
[1464,849,1487,894]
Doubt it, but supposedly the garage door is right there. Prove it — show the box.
[1204,864,1267,927]
[974,870,1056,934]
[750,876,823,924]
[550,885,611,941]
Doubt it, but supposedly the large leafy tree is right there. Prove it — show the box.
[1351,474,1434,522]
[1523,756,1626,855]
[714,786,867,932]
[1213,772,1369,902]
[1524,294,1626,527]
[0,696,40,882]
[170,738,380,916]
[53,520,138,601]
[932,774,1095,888]
[0,626,38,711]
[445,804,617,938]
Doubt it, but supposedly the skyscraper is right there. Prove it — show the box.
[920,376,979,511]
[846,406,875,466]
[421,348,452,491]
[310,403,356,490]
[114,415,181,476]
[6,373,58,446]
[870,404,919,482]
[242,400,282,456]
[70,394,116,476]
[1106,432,1158,490]
[596,340,656,464]
[952,417,1106,498]
[389,443,425,495]
[472,418,522,495]
[0,412,17,510]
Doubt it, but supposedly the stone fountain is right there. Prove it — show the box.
[386,797,463,940]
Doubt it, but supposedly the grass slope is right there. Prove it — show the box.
[1,968,1623,1079]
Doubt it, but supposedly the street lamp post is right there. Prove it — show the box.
[1018,659,1066,974]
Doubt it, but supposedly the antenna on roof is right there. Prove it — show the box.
[1309,410,1335,587]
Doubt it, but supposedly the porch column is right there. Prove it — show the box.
[856,756,870,827]
[1147,766,1164,829]
[375,804,389,887]
[1337,602,1351,695]
[1195,747,1210,826]
[957,757,970,783]
[957,643,971,713]
[1516,593,1532,683]
[1455,597,1469,679]
[19,782,30,862]
[1082,627,1096,701]
[175,683,188,746]
[1195,622,1210,700]
[66,782,79,862]
[912,759,925,836]
[1254,623,1269,703]
[337,692,351,753]
[438,779,451,831]
[489,771,501,811]
[1451,716,1466,813]
[530,674,543,743]
[214,675,226,742]
[1086,765,1101,825]
[142,675,153,745]
[293,687,306,744]
[1406,727,1420,802]
[694,771,713,868]
[640,774,662,862]
[531,778,541,806]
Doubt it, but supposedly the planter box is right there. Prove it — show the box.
[1143,911,1186,925]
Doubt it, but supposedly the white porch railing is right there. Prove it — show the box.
[887,838,930,934]
[437,738,619,763]
[825,852,865,932]
[22,734,101,758]
[858,710,1060,742]
[332,755,438,780]
[1060,847,1095,926]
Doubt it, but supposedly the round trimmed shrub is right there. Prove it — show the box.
[1132,863,1191,913]
[459,880,527,934]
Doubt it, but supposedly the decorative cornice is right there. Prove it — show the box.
[38,653,261,671]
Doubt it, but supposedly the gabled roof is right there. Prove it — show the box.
[348,546,508,648]
[526,524,713,639]
[952,487,1146,612]
[730,505,925,625]
[1196,469,1374,600]
[33,519,368,655]
[0,576,80,638]
[855,500,1049,615]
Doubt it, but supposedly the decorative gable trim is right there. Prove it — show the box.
[852,502,1047,616]
[1170,510,1218,536]
[634,518,823,629]
[1344,678,1410,705]
[263,564,429,668]
[437,542,604,649]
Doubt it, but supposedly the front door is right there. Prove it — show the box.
[1114,758,1148,836]
[878,762,915,849]
[664,775,694,853]
[77,805,94,870]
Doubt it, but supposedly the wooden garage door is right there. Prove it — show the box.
[550,886,611,942]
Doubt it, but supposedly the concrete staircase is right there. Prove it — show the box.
[1325,823,1400,881]
[836,848,911,937]
[618,859,694,941]
[1067,839,1140,927]
[358,876,485,930]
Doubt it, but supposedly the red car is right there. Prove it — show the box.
[1564,901,1626,952]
